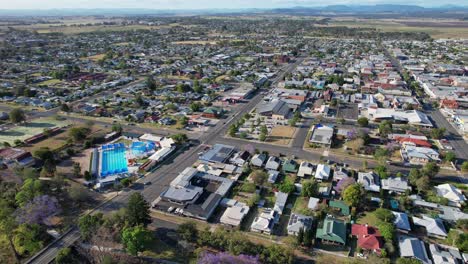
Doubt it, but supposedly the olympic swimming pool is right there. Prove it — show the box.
[100,143,128,177]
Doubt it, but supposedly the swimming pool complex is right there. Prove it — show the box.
[130,141,156,156]
[100,143,128,177]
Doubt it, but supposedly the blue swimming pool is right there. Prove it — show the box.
[100,143,128,177]
[130,141,156,156]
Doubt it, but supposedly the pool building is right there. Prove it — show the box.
[90,134,176,187]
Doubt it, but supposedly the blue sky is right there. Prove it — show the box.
[0,0,465,9]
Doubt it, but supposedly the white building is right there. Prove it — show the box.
[314,164,331,181]
[435,184,466,208]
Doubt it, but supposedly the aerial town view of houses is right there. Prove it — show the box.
[0,2,467,264]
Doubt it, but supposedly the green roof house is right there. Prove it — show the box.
[316,217,347,245]
[329,200,350,216]
[282,159,298,174]
[202,107,224,118]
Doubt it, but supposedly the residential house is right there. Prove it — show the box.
[392,211,412,233]
[434,184,466,208]
[274,192,288,215]
[351,224,383,254]
[400,144,440,165]
[297,161,314,177]
[316,217,347,245]
[287,214,313,236]
[309,124,334,147]
[220,202,250,227]
[308,197,320,210]
[230,151,250,166]
[267,170,280,184]
[358,172,381,192]
[430,243,463,264]
[329,200,350,216]
[282,159,298,174]
[315,164,331,181]
[251,153,267,167]
[265,156,281,171]
[412,215,448,238]
[381,177,411,193]
[398,236,431,264]
[251,208,279,235]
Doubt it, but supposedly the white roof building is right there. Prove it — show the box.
[251,208,279,235]
[358,172,380,192]
[381,177,411,193]
[435,184,466,207]
[220,203,250,227]
[314,164,331,181]
[265,156,281,171]
[274,191,288,215]
[287,213,313,236]
[412,215,448,238]
[429,243,463,264]
[308,197,320,210]
[298,161,314,177]
[398,236,432,264]
[251,153,267,167]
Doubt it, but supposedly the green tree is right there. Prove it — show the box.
[357,117,369,127]
[303,229,313,248]
[250,170,267,186]
[461,161,468,172]
[374,208,394,223]
[111,123,123,133]
[15,178,43,207]
[55,247,75,264]
[444,152,456,163]
[422,162,439,178]
[193,80,202,93]
[278,179,295,194]
[72,162,81,178]
[396,258,422,264]
[177,221,198,243]
[9,109,26,124]
[121,225,153,256]
[301,180,317,197]
[13,224,43,256]
[68,127,90,142]
[126,193,151,227]
[430,128,446,139]
[377,222,395,242]
[190,102,202,112]
[146,76,156,90]
[378,121,393,138]
[297,227,304,245]
[170,133,188,145]
[342,184,365,208]
[60,103,70,113]
[78,214,103,241]
[0,199,20,262]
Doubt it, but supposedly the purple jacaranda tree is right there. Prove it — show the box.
[334,177,356,194]
[347,129,357,141]
[385,142,399,152]
[198,252,260,264]
[15,195,61,226]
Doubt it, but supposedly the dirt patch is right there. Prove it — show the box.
[267,126,296,146]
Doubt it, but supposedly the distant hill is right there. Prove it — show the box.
[0,4,467,17]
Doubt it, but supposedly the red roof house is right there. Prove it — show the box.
[396,138,432,148]
[351,224,383,252]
